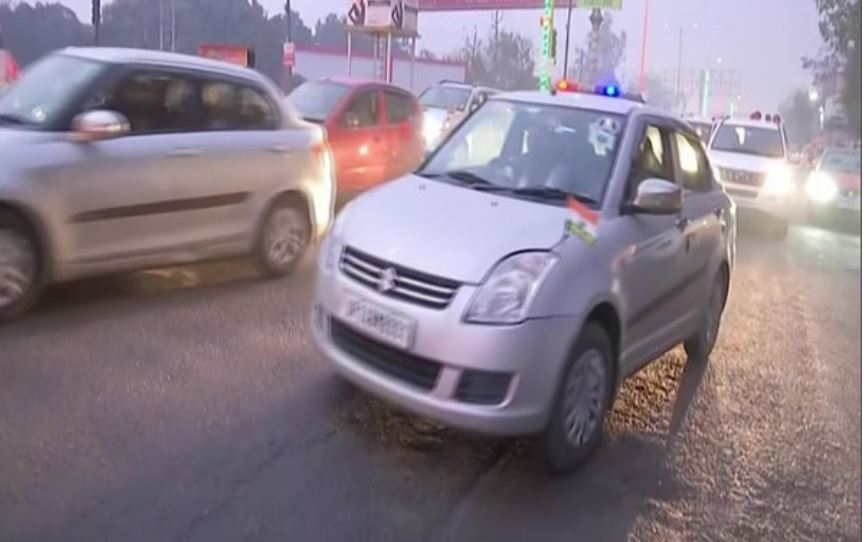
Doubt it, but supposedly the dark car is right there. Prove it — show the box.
[287,77,425,202]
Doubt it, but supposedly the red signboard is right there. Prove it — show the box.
[198,43,253,68]
[283,42,296,68]
[418,0,570,10]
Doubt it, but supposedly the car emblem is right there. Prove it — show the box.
[378,267,397,293]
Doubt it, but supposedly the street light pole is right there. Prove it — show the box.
[675,26,683,98]
[638,0,650,91]
[562,0,574,80]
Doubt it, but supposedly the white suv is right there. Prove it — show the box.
[708,117,794,237]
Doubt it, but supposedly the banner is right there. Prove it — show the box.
[418,0,571,10]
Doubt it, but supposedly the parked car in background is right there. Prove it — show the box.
[286,77,425,202]
[419,80,499,150]
[805,146,861,220]
[0,47,335,321]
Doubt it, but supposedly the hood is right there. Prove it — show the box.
[336,175,567,283]
[708,150,784,173]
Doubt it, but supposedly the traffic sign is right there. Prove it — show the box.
[577,0,622,9]
[283,42,295,67]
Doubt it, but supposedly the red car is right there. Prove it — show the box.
[287,77,425,201]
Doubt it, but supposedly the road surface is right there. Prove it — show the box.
[0,219,860,542]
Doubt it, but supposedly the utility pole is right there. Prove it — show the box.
[171,0,176,52]
[638,0,650,91]
[91,0,101,46]
[675,25,683,106]
[158,0,164,51]
[588,8,603,84]
[492,10,502,86]
[562,0,574,80]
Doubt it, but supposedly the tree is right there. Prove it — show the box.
[804,0,861,134]
[569,14,626,86]
[484,28,535,90]
[0,2,91,66]
[780,89,821,148]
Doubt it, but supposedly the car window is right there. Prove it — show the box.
[287,80,350,123]
[632,124,672,185]
[200,80,279,131]
[419,86,471,111]
[675,132,713,192]
[95,71,200,134]
[343,90,379,128]
[384,91,414,124]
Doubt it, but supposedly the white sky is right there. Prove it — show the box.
[51,0,824,111]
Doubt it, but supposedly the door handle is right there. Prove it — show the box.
[167,148,202,158]
[267,145,292,154]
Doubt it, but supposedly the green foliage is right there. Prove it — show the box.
[780,89,821,148]
[569,15,626,86]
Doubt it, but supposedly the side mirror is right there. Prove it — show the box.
[71,110,130,142]
[343,112,361,129]
[626,178,683,215]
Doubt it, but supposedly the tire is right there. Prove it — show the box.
[255,196,311,277]
[0,211,43,322]
[684,271,728,361]
[542,322,614,475]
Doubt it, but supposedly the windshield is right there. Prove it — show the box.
[0,53,104,127]
[419,86,471,111]
[711,124,784,158]
[419,100,624,204]
[821,150,860,174]
[286,80,350,123]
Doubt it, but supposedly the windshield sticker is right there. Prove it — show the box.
[564,196,599,246]
[588,117,621,157]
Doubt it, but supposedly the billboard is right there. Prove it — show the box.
[577,0,622,8]
[198,44,255,68]
[348,0,419,33]
[418,0,568,9]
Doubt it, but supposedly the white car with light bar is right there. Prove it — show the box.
[805,146,861,218]
[707,112,794,237]
[312,84,735,474]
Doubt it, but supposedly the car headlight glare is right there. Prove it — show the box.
[805,171,838,203]
[762,165,795,195]
[423,116,444,148]
[465,252,558,325]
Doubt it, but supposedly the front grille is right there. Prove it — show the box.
[330,318,441,391]
[340,246,460,310]
[456,370,513,405]
[719,167,765,187]
[725,186,758,199]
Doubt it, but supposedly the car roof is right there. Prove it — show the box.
[718,118,782,130]
[494,90,646,116]
[60,47,261,81]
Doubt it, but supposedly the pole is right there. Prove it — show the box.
[171,0,176,52]
[562,0,574,80]
[158,0,164,51]
[347,31,353,76]
[638,0,650,91]
[386,32,392,83]
[285,1,293,78]
[410,37,416,91]
[675,26,683,107]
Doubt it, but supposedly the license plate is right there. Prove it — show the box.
[339,293,415,350]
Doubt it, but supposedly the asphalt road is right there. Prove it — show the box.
[0,218,860,542]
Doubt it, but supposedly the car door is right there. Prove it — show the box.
[327,88,387,194]
[55,68,206,267]
[382,89,423,179]
[162,76,287,251]
[618,121,693,374]
[672,130,728,315]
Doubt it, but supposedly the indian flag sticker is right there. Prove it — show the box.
[565,196,599,245]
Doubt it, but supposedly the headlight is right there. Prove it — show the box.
[423,116,444,148]
[464,252,558,325]
[805,171,838,203]
[762,165,795,195]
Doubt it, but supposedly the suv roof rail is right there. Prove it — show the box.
[438,79,469,85]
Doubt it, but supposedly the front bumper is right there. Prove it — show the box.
[311,263,578,436]
[722,183,793,222]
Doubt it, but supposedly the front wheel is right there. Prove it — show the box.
[542,323,614,475]
[0,213,42,322]
[684,272,728,361]
[255,198,311,277]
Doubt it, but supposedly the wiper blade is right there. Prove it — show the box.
[508,186,598,204]
[444,169,495,186]
[0,113,31,125]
